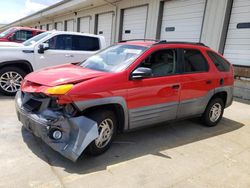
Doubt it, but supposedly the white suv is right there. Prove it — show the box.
[0,31,106,95]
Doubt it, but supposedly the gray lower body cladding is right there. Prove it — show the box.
[15,91,98,162]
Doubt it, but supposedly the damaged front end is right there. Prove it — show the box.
[15,91,98,162]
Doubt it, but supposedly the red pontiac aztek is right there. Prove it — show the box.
[15,40,234,161]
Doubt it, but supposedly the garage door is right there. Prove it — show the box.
[79,17,90,33]
[224,0,250,66]
[47,24,53,31]
[121,6,148,40]
[160,0,206,42]
[97,12,113,45]
[55,22,63,31]
[41,25,46,30]
[65,19,74,31]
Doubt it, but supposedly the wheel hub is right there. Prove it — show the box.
[95,118,114,148]
[209,103,222,122]
[0,71,23,93]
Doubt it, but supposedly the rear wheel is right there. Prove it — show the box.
[86,110,117,155]
[0,67,26,96]
[202,98,225,127]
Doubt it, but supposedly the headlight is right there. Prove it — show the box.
[45,84,73,95]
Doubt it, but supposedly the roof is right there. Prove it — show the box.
[11,26,44,31]
[44,30,105,38]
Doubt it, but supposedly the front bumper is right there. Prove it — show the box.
[15,91,98,162]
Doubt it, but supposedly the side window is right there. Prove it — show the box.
[46,35,73,50]
[207,51,230,72]
[72,35,100,51]
[139,49,177,77]
[183,49,209,73]
[15,30,33,41]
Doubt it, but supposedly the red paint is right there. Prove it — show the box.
[21,41,234,109]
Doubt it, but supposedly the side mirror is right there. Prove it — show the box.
[38,43,49,54]
[131,67,152,80]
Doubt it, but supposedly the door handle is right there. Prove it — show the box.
[172,84,180,90]
[206,80,212,84]
[65,54,74,57]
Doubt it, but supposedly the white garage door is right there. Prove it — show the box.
[65,19,74,31]
[224,0,250,66]
[41,25,46,30]
[79,17,90,33]
[47,24,53,31]
[97,12,113,45]
[160,0,206,42]
[121,6,148,40]
[55,22,63,31]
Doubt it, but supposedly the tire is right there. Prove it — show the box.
[86,110,117,155]
[202,98,225,127]
[0,67,26,96]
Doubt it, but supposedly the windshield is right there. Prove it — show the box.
[80,44,148,72]
[23,32,50,46]
[0,28,15,38]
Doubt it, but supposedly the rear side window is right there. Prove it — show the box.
[207,51,230,72]
[72,35,100,51]
[183,49,209,73]
[15,30,33,41]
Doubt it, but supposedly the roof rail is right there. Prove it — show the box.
[119,39,160,42]
[153,40,208,47]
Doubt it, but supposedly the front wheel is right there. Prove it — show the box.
[0,67,26,96]
[202,98,225,127]
[86,110,117,155]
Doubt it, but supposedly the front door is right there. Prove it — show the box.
[34,34,77,69]
[127,47,181,129]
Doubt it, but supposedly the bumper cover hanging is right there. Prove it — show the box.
[15,91,99,162]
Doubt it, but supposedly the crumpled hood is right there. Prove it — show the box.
[25,64,108,87]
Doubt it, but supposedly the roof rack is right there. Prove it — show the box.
[119,39,160,42]
[153,40,208,47]
[119,39,208,47]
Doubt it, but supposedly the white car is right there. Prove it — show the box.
[0,42,23,47]
[0,31,106,95]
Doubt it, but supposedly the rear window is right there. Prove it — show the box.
[183,49,209,73]
[207,51,230,72]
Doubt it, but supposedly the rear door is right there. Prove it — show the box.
[127,47,181,129]
[177,48,217,118]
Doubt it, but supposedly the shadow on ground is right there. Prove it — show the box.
[21,117,244,175]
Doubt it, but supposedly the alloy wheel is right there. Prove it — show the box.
[0,71,23,93]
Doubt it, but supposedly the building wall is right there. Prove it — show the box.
[0,0,231,52]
